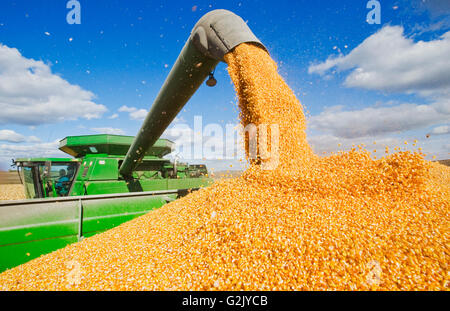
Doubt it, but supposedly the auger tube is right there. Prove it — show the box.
[119,9,266,177]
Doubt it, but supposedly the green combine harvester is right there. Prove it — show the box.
[0,9,265,273]
[16,135,209,199]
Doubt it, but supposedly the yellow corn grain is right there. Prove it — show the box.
[0,43,448,291]
[0,184,26,201]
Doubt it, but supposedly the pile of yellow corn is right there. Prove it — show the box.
[0,43,448,291]
[0,184,26,201]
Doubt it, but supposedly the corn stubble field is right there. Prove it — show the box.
[0,44,449,290]
[0,184,25,201]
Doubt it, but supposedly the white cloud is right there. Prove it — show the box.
[130,110,147,120]
[308,134,400,154]
[309,101,450,139]
[0,44,107,125]
[173,116,186,124]
[430,124,450,135]
[27,136,41,143]
[162,126,247,172]
[0,140,64,163]
[410,0,450,18]
[411,19,450,35]
[91,127,125,135]
[161,123,246,162]
[308,132,449,160]
[118,105,148,120]
[108,113,119,119]
[118,106,135,113]
[308,26,450,97]
[0,129,25,143]
[0,130,43,144]
[307,25,450,159]
[161,124,247,172]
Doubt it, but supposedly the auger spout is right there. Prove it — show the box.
[119,9,265,177]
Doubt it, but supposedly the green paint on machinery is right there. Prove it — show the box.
[0,191,179,272]
[0,9,265,273]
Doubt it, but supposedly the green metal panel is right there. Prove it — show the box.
[15,158,78,163]
[83,177,213,195]
[168,177,213,190]
[88,158,119,181]
[0,220,78,246]
[70,181,86,197]
[0,200,80,245]
[0,236,78,273]
[84,180,163,195]
[84,180,142,195]
[0,190,184,272]
[0,199,80,272]
[59,134,174,158]
[81,195,173,236]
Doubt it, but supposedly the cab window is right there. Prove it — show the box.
[41,163,78,197]
[22,167,37,199]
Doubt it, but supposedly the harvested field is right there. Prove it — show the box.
[0,171,21,185]
[212,171,243,180]
[438,159,450,167]
[0,184,25,201]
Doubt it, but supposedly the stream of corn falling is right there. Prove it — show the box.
[0,43,449,290]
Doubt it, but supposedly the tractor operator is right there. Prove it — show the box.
[55,169,70,196]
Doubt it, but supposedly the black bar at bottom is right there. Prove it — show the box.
[0,291,444,310]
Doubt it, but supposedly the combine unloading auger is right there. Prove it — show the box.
[120,9,266,176]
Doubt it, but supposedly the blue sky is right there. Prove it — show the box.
[0,0,449,171]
